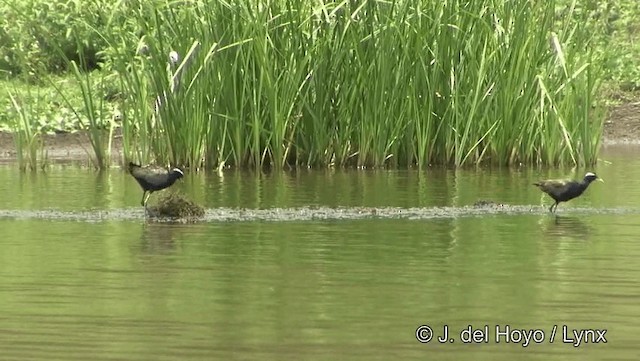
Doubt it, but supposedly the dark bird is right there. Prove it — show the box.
[533,172,603,213]
[128,162,184,210]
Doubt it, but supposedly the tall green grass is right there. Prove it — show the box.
[95,0,609,168]
[48,59,114,169]
[5,0,119,170]
[8,91,47,171]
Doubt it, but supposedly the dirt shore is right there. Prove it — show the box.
[0,101,638,161]
[0,130,124,162]
[603,100,640,145]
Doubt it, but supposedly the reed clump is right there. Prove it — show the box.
[8,92,48,171]
[9,0,608,169]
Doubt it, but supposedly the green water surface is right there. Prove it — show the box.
[0,145,639,360]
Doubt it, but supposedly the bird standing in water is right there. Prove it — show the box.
[128,162,184,211]
[533,172,603,213]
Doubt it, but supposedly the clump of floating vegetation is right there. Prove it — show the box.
[472,200,505,208]
[147,193,205,219]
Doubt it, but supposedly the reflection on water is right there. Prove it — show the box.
[139,222,181,254]
[0,146,639,360]
[541,215,592,240]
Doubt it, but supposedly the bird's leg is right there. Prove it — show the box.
[142,192,152,217]
[142,191,153,214]
[140,191,147,207]
[548,203,554,213]
[143,192,152,208]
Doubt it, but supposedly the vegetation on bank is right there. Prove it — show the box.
[0,0,637,170]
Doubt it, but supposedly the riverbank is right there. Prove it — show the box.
[0,99,638,163]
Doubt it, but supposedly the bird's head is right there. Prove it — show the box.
[584,172,604,183]
[171,168,185,180]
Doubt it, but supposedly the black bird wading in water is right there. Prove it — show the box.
[128,162,184,210]
[533,172,603,213]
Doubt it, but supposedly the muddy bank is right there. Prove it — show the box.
[0,100,638,161]
[0,130,124,163]
[603,101,640,145]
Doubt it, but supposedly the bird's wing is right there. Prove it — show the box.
[129,164,169,179]
[143,165,170,175]
[536,179,569,193]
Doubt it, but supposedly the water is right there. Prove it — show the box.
[1,145,639,360]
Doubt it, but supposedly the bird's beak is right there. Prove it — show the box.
[597,178,605,183]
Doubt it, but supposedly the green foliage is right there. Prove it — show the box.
[110,0,604,168]
[57,60,115,169]
[2,0,621,169]
[555,0,640,89]
[603,1,640,88]
[1,72,120,169]
[7,90,48,171]
[0,0,139,77]
[0,74,115,134]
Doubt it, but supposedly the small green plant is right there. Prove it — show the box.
[41,74,111,169]
[41,37,118,169]
[8,92,47,171]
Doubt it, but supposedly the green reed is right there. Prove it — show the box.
[5,2,117,169]
[62,60,112,169]
[8,92,47,171]
[106,0,604,169]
